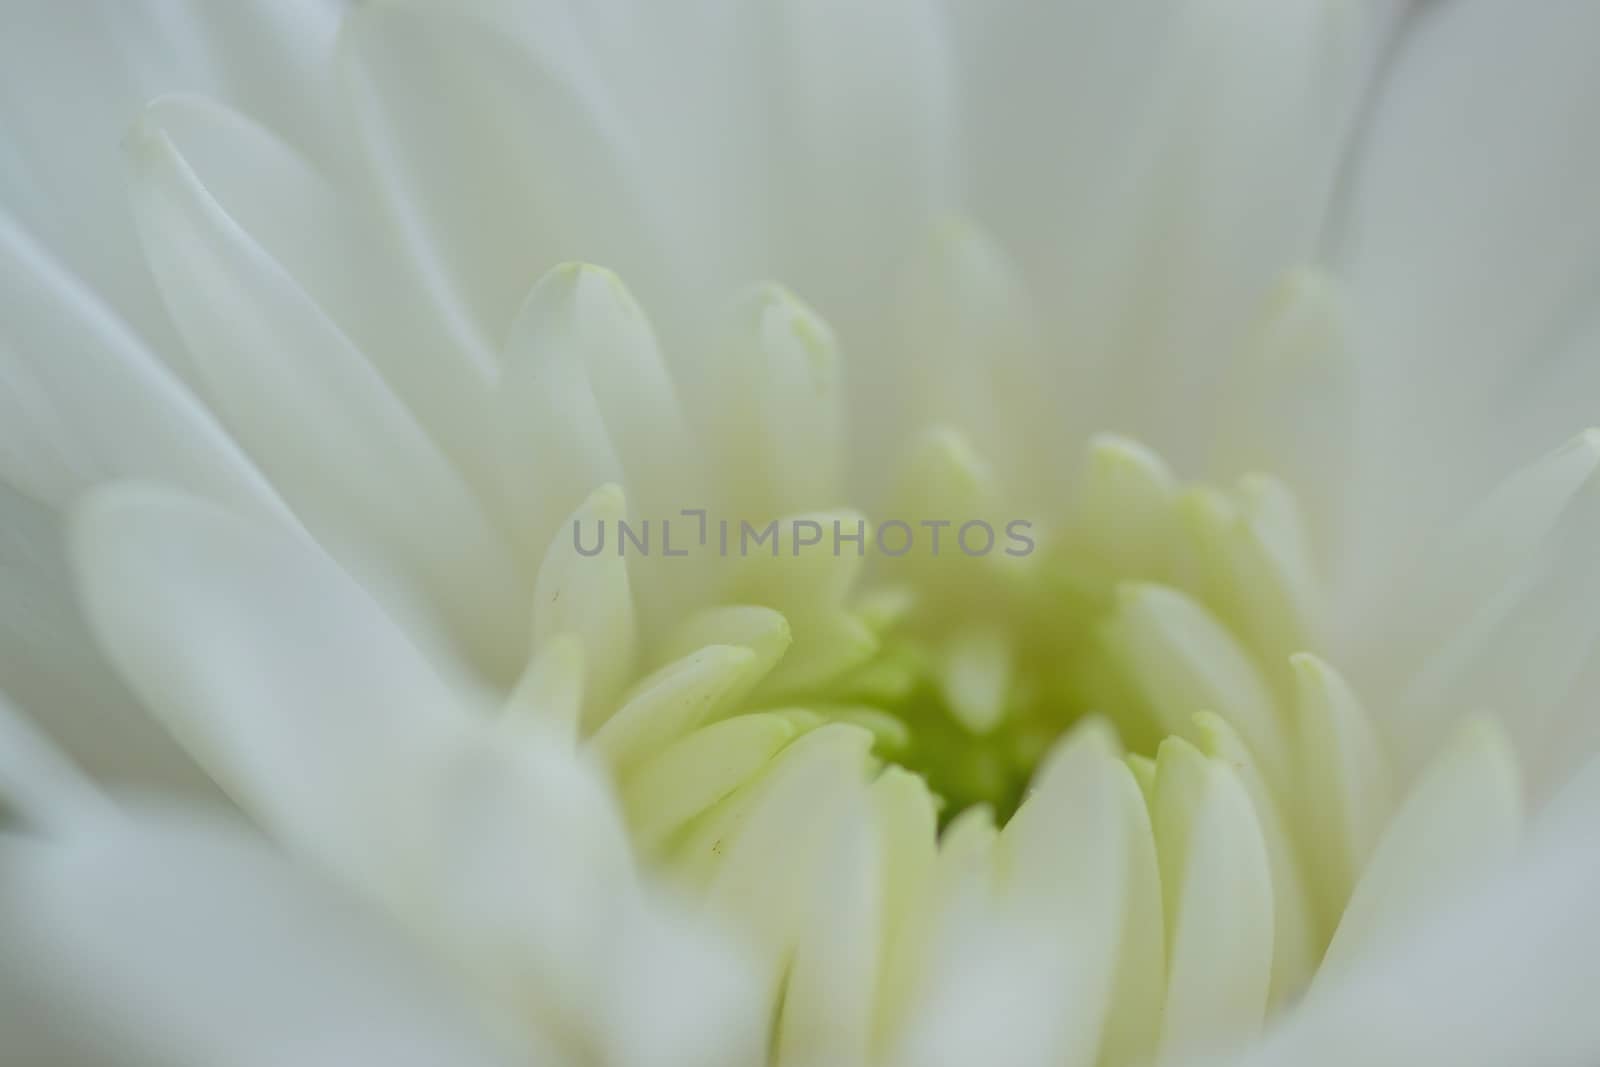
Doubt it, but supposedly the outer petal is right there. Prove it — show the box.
[993,0,1388,460]
[0,0,341,373]
[69,482,483,882]
[1219,751,1600,1067]
[339,2,672,350]
[0,810,531,1067]
[136,95,500,489]
[0,481,211,794]
[894,722,1135,1067]
[1361,433,1600,787]
[1334,0,1600,591]
[0,212,288,518]
[1314,720,1522,985]
[0,690,110,831]
[68,484,740,1057]
[126,120,527,682]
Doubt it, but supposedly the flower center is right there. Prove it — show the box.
[590,428,1325,844]
[501,261,1383,1061]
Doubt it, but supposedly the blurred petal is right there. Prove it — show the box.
[137,95,500,487]
[68,483,672,1052]
[126,120,527,680]
[1336,0,1600,576]
[0,212,288,517]
[533,484,638,721]
[1040,0,1384,457]
[0,690,109,832]
[1289,654,1393,928]
[1316,719,1522,985]
[1226,751,1600,1067]
[1099,583,1290,789]
[0,0,341,374]
[894,721,1132,1067]
[340,2,670,347]
[1368,433,1600,786]
[0,810,530,1067]
[70,483,478,880]
[1153,738,1275,1057]
[0,481,211,794]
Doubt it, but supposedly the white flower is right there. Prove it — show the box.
[4,1,1600,1065]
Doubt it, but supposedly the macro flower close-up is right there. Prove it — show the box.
[5,1,1600,1064]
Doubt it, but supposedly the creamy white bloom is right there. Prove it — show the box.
[4,2,1600,1066]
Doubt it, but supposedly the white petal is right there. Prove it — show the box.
[70,483,642,1050]
[533,484,638,722]
[1373,433,1600,785]
[1099,583,1290,788]
[726,511,879,699]
[893,726,1133,1067]
[0,212,287,518]
[777,784,885,1066]
[0,0,341,371]
[1189,712,1318,1006]
[1178,477,1323,675]
[1045,0,1381,459]
[689,723,878,995]
[1289,654,1393,928]
[0,810,529,1067]
[868,766,941,1054]
[1337,0,1600,491]
[497,269,625,553]
[399,735,637,1044]
[0,480,211,794]
[652,605,793,683]
[591,645,761,772]
[698,283,845,517]
[501,633,585,746]
[620,712,800,852]
[126,121,528,682]
[760,0,956,322]
[889,222,1042,483]
[0,690,109,832]
[1315,719,1523,985]
[69,483,470,885]
[138,95,500,486]
[1069,434,1179,582]
[1236,749,1600,1067]
[339,3,672,347]
[1208,269,1356,546]
[1153,738,1275,1058]
[601,899,768,1067]
[499,264,693,532]
[996,721,1153,1067]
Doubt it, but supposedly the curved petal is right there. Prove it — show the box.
[0,481,212,795]
[0,809,532,1067]
[138,95,500,489]
[126,120,527,681]
[68,483,689,1055]
[0,0,341,374]
[0,212,289,519]
[1228,750,1600,1067]
[1364,433,1600,787]
[69,482,479,881]
[1335,0,1600,581]
[339,2,673,348]
[0,690,110,832]
[1315,719,1523,986]
[893,721,1135,1067]
[1153,738,1275,1058]
[1015,0,1386,460]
